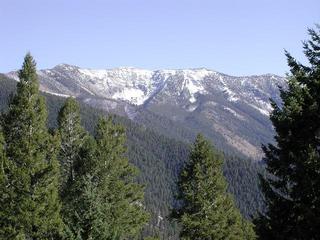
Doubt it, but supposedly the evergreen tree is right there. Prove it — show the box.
[57,97,87,192]
[93,117,149,239]
[173,134,256,240]
[62,135,101,240]
[61,116,149,239]
[255,25,320,240]
[57,97,91,239]
[0,129,11,238]
[0,53,63,239]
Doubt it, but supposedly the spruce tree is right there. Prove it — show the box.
[94,117,149,239]
[0,129,11,238]
[57,97,90,239]
[174,134,256,240]
[255,26,320,240]
[61,116,149,239]
[0,53,62,239]
[61,135,101,240]
[57,97,87,192]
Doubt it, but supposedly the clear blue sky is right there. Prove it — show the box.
[1,0,319,75]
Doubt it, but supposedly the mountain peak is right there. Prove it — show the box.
[53,63,79,71]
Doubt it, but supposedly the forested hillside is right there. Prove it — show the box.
[0,73,263,239]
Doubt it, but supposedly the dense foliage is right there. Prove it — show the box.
[173,134,256,239]
[255,26,320,239]
[0,54,63,239]
[58,97,87,190]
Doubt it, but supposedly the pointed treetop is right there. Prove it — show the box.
[58,97,80,127]
[19,52,37,81]
[15,52,40,96]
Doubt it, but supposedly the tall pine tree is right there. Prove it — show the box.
[61,116,149,239]
[255,25,320,239]
[0,53,63,239]
[57,97,91,239]
[61,135,101,240]
[173,134,256,240]
[94,117,149,239]
[0,129,11,238]
[58,97,87,192]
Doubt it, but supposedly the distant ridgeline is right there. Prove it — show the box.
[6,64,285,160]
[0,73,264,239]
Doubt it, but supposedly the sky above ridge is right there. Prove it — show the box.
[0,0,319,75]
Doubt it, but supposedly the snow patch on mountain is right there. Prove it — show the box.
[187,104,198,112]
[186,80,205,103]
[222,86,239,102]
[112,88,146,105]
[249,104,271,116]
[6,72,19,81]
[6,65,285,119]
[223,107,245,120]
[44,91,71,98]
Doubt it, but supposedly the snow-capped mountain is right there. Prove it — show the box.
[6,64,286,159]
[7,64,284,113]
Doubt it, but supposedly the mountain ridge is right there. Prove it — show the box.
[5,65,286,159]
[6,64,284,107]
